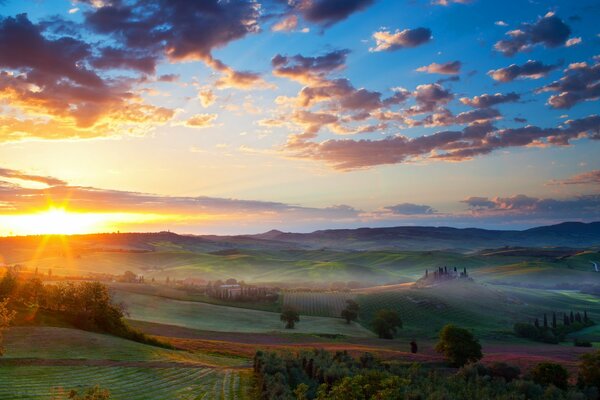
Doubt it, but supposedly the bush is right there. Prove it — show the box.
[488,362,521,382]
[578,350,600,389]
[573,338,592,347]
[371,309,402,339]
[530,362,569,390]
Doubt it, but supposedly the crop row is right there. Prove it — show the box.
[0,366,248,400]
[283,292,355,317]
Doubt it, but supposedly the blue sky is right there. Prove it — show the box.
[0,0,598,234]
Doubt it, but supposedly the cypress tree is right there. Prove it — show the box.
[552,312,557,329]
[543,314,548,328]
[570,311,574,323]
[564,313,570,326]
[534,318,539,328]
[584,310,589,323]
[575,312,582,323]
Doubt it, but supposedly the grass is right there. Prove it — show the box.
[3,326,248,367]
[114,290,373,337]
[0,366,251,400]
[356,280,600,339]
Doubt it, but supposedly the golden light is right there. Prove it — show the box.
[0,207,177,236]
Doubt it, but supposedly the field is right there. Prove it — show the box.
[114,290,373,337]
[282,291,355,317]
[0,327,251,399]
[355,280,600,339]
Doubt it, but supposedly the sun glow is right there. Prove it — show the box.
[0,207,174,236]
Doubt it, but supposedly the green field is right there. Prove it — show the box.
[282,291,356,317]
[0,366,250,400]
[355,281,600,339]
[114,290,373,337]
[0,326,251,399]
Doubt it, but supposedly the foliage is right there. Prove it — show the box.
[254,349,594,400]
[513,312,595,344]
[340,300,359,324]
[435,324,482,367]
[529,362,569,390]
[371,309,402,339]
[578,350,600,389]
[2,271,171,349]
[0,298,15,356]
[281,306,300,329]
[66,385,111,400]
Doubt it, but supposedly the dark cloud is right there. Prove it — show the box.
[91,47,158,74]
[414,108,501,127]
[370,28,432,52]
[295,0,375,26]
[272,50,350,83]
[0,14,174,139]
[538,61,600,109]
[0,167,66,186]
[494,13,572,56]
[384,203,436,215]
[416,61,461,75]
[83,0,265,89]
[489,60,559,82]
[462,194,600,221]
[460,92,520,108]
[285,114,600,170]
[548,169,600,186]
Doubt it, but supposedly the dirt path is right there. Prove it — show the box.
[592,261,599,272]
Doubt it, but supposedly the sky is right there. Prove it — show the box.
[0,0,599,235]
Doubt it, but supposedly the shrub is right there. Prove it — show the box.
[371,309,402,339]
[530,362,569,390]
[578,350,600,389]
[488,362,521,382]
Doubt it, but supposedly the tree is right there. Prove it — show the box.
[435,324,482,367]
[280,306,300,329]
[552,312,557,329]
[371,309,402,339]
[578,350,600,388]
[341,300,359,324]
[0,267,19,299]
[0,299,15,356]
[530,362,568,390]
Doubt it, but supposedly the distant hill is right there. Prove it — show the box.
[245,221,600,251]
[0,221,599,255]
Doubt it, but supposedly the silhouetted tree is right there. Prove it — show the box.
[372,309,402,339]
[552,312,557,329]
[543,313,548,328]
[435,324,482,367]
[0,299,15,356]
[410,340,418,354]
[280,306,300,329]
[534,318,539,328]
[341,300,359,324]
[570,311,575,323]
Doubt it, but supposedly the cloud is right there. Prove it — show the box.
[272,15,300,32]
[370,28,432,52]
[416,61,461,75]
[285,114,600,170]
[488,60,558,82]
[432,0,472,5]
[537,60,600,109]
[272,50,350,84]
[494,13,571,56]
[0,175,362,224]
[83,0,267,90]
[548,169,600,185]
[0,14,175,142]
[462,194,600,221]
[294,0,375,27]
[184,114,218,129]
[410,83,453,114]
[460,92,520,108]
[0,167,66,186]
[566,37,582,47]
[384,203,436,215]
[199,89,216,108]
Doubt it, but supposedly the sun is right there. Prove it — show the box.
[4,207,106,235]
